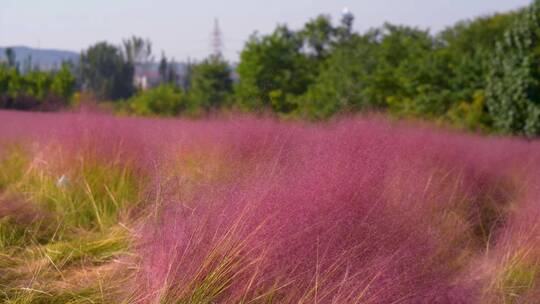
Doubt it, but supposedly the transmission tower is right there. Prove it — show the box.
[211,18,224,59]
[341,7,354,36]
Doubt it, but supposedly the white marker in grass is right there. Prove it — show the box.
[56,174,69,188]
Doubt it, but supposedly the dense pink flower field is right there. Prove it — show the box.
[0,109,539,303]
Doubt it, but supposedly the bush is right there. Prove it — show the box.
[0,64,75,111]
[446,90,492,132]
[128,85,186,116]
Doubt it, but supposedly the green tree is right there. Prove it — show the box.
[51,63,76,101]
[368,24,435,108]
[24,69,52,100]
[437,12,517,106]
[122,36,153,64]
[235,25,313,113]
[297,33,377,119]
[166,59,179,85]
[159,53,168,84]
[486,1,540,136]
[180,59,194,91]
[300,15,337,60]
[79,42,134,100]
[298,24,437,119]
[337,8,355,42]
[158,53,178,85]
[4,48,16,68]
[189,57,233,112]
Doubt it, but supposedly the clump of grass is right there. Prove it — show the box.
[0,146,142,231]
[36,227,130,268]
[0,215,52,251]
[0,145,28,190]
[0,140,143,303]
[0,226,133,304]
[0,195,57,251]
[481,246,540,303]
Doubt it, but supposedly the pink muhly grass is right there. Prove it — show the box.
[2,110,540,303]
[132,117,540,303]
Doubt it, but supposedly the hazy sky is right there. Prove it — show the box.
[0,0,531,62]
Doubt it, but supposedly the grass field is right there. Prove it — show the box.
[0,110,539,303]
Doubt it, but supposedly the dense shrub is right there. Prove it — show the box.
[0,64,75,110]
[128,84,186,116]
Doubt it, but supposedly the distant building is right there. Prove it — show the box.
[133,63,162,90]
[133,73,148,90]
[133,62,191,91]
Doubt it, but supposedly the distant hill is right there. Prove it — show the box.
[0,46,79,70]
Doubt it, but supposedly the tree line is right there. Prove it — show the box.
[0,51,75,110]
[2,1,540,136]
